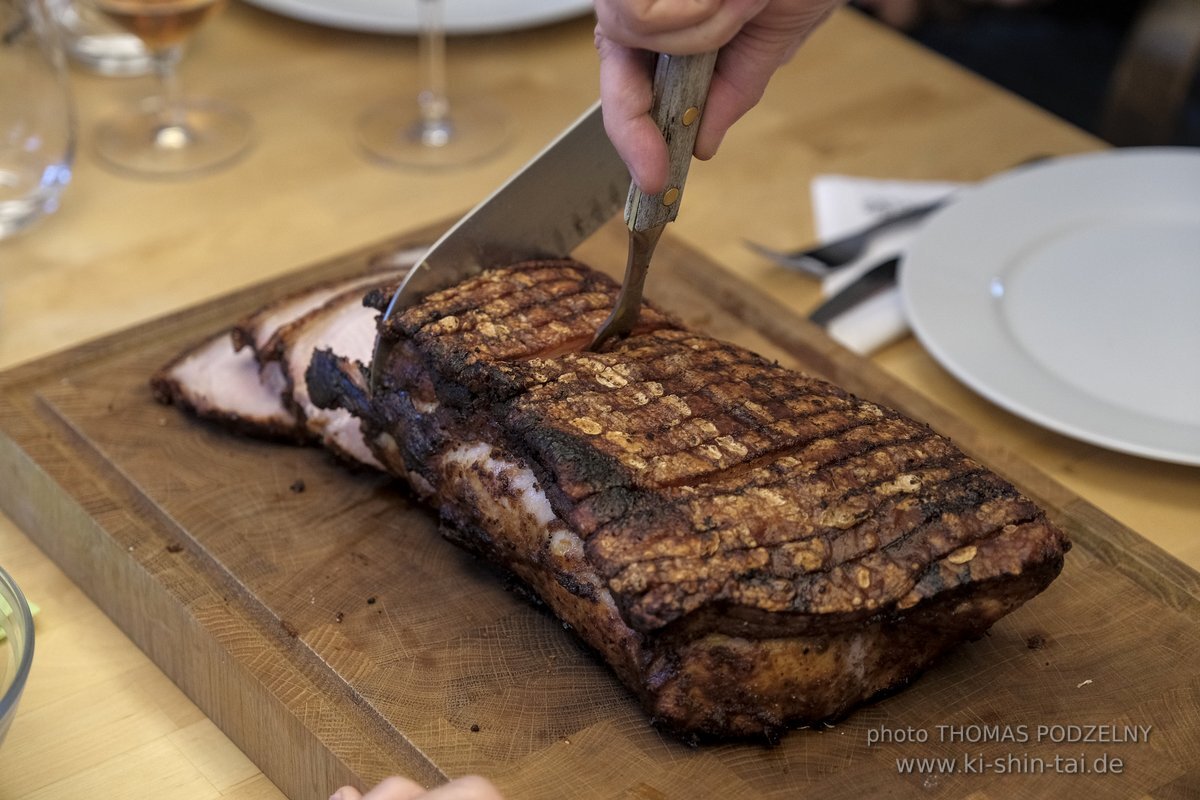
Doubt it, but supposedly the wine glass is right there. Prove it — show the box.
[90,0,250,177]
[357,0,512,169]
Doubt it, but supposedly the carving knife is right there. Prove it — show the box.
[369,52,717,389]
[368,100,629,393]
[589,50,718,351]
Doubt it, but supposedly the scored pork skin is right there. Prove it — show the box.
[308,259,1070,739]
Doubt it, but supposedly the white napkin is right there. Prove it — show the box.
[812,175,964,355]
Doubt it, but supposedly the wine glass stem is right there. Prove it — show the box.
[414,0,451,146]
[151,45,190,147]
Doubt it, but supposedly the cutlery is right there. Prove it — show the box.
[746,200,943,277]
[589,50,718,351]
[367,100,630,393]
[751,156,1053,278]
[808,255,900,327]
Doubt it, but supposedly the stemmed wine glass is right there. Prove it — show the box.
[90,0,250,177]
[357,0,512,169]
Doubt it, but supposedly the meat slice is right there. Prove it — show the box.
[258,277,405,468]
[231,270,406,357]
[152,331,305,441]
[230,246,422,356]
[307,259,1070,740]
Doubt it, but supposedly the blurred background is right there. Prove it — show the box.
[851,0,1200,147]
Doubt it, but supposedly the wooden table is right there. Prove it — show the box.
[0,4,1194,798]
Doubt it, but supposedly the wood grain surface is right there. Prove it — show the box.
[1,219,1197,800]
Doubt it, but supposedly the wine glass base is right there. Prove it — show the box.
[95,97,252,178]
[357,97,513,169]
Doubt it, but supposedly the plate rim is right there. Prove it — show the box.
[242,0,594,34]
[899,146,1200,467]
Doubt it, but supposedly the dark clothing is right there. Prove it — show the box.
[853,1,1199,146]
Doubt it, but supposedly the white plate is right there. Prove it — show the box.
[900,148,1200,466]
[242,0,593,34]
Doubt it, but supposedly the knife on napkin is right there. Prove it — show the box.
[808,255,901,327]
[803,176,965,354]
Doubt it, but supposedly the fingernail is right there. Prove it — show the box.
[329,793,343,800]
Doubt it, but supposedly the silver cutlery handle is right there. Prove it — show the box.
[625,50,718,232]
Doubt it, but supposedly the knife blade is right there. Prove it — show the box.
[368,100,630,392]
[589,50,718,351]
[808,255,901,327]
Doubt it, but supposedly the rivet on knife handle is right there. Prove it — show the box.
[590,50,718,352]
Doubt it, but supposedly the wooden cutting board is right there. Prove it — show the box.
[1,219,1197,800]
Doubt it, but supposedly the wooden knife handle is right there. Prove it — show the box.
[625,50,719,232]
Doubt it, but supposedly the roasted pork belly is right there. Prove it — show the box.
[304,259,1070,739]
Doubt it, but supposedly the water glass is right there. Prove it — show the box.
[1,0,76,239]
[0,565,35,749]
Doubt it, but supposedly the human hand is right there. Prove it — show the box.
[593,0,844,193]
[330,775,504,800]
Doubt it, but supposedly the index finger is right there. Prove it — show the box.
[596,31,670,193]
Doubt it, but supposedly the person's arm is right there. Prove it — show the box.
[330,775,504,800]
[593,0,844,193]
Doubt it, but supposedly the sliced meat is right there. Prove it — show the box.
[231,256,417,357]
[154,266,409,460]
[260,277,405,468]
[308,258,1070,740]
[151,331,306,441]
